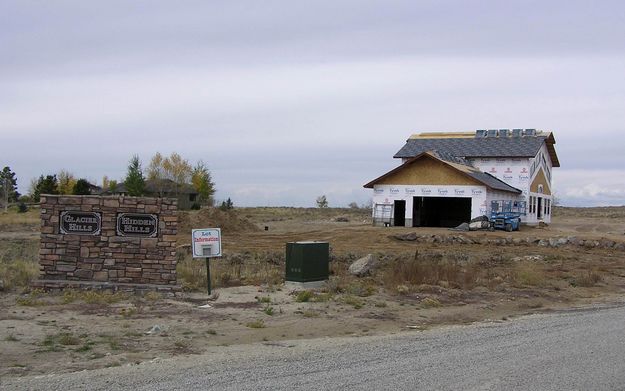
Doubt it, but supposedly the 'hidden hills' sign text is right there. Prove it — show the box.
[116,213,159,238]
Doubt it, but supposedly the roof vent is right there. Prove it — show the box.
[475,129,487,137]
[523,129,536,136]
[499,129,509,137]
[512,129,522,137]
[487,129,497,137]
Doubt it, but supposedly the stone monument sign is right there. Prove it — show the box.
[37,195,179,292]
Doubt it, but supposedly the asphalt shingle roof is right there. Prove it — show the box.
[464,170,521,193]
[364,152,522,194]
[394,136,548,159]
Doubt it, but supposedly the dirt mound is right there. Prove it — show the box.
[555,206,625,218]
[177,208,260,236]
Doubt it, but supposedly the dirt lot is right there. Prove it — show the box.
[2,206,625,378]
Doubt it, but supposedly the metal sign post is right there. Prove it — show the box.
[192,228,222,297]
[205,257,211,295]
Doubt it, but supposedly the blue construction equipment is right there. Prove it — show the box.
[490,200,527,232]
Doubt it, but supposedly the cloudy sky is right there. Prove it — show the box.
[1,1,624,207]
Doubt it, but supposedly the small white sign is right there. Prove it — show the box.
[192,228,222,258]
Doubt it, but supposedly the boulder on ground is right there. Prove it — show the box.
[348,254,378,277]
[450,222,470,231]
[469,221,490,231]
[392,232,418,241]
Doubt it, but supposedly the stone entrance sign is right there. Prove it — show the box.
[37,195,179,292]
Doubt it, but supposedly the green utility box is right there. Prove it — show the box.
[285,241,329,283]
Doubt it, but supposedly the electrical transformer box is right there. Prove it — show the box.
[285,241,329,283]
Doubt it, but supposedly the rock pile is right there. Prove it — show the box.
[390,232,625,250]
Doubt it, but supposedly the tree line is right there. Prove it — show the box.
[0,152,216,208]
[123,152,216,206]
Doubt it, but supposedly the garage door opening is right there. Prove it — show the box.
[412,197,471,228]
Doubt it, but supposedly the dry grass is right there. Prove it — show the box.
[238,206,371,223]
[513,262,546,287]
[421,297,442,308]
[246,320,265,328]
[176,251,283,291]
[16,289,46,306]
[0,238,39,263]
[62,289,128,304]
[40,332,81,352]
[0,208,39,225]
[571,270,602,287]
[383,252,482,291]
[341,295,364,309]
[0,259,39,290]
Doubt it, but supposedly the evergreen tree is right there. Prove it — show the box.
[124,155,145,196]
[0,166,20,204]
[33,174,59,202]
[316,195,328,208]
[219,197,234,211]
[72,178,91,195]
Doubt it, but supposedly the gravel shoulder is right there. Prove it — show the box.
[4,301,625,391]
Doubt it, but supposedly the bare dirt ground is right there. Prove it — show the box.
[2,206,625,379]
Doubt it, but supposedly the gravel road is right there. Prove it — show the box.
[4,303,625,390]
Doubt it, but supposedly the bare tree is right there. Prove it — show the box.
[163,152,192,197]
[147,152,166,197]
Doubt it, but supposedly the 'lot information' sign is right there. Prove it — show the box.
[192,228,222,258]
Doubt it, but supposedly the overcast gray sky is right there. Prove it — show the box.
[2,0,624,207]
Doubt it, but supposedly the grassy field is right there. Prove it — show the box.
[2,205,625,377]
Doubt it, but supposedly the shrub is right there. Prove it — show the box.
[62,289,81,304]
[82,291,127,304]
[421,297,442,308]
[570,270,602,287]
[295,290,314,302]
[144,291,162,301]
[263,305,275,316]
[342,295,363,309]
[16,289,45,306]
[396,284,410,295]
[246,320,265,328]
[346,281,376,297]
[316,195,328,208]
[514,263,545,287]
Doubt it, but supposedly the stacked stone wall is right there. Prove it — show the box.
[39,195,178,286]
